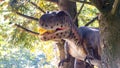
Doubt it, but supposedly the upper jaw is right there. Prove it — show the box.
[39,27,71,41]
[39,26,70,36]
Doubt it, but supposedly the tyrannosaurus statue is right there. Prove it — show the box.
[39,11,102,68]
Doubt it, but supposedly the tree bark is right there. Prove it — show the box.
[57,40,74,68]
[99,14,120,68]
[96,1,120,68]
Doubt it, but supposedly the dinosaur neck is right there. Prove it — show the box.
[65,24,83,46]
[64,24,87,60]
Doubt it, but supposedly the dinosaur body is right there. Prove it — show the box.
[39,11,102,68]
[64,26,101,60]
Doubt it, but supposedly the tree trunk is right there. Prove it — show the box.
[58,0,78,26]
[99,13,120,68]
[57,40,74,68]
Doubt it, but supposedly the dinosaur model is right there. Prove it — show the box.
[38,11,102,68]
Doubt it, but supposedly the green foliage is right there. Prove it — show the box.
[0,45,56,68]
[77,3,99,27]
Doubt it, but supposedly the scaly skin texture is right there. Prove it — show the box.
[39,11,102,68]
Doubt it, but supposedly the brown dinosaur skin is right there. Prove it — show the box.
[39,11,102,68]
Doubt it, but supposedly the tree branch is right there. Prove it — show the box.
[29,2,46,13]
[14,24,39,36]
[70,0,92,5]
[111,0,119,15]
[15,12,39,21]
[73,2,84,23]
[85,16,98,26]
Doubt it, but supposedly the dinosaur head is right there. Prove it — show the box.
[39,11,72,41]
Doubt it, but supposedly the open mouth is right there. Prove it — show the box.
[39,27,64,35]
